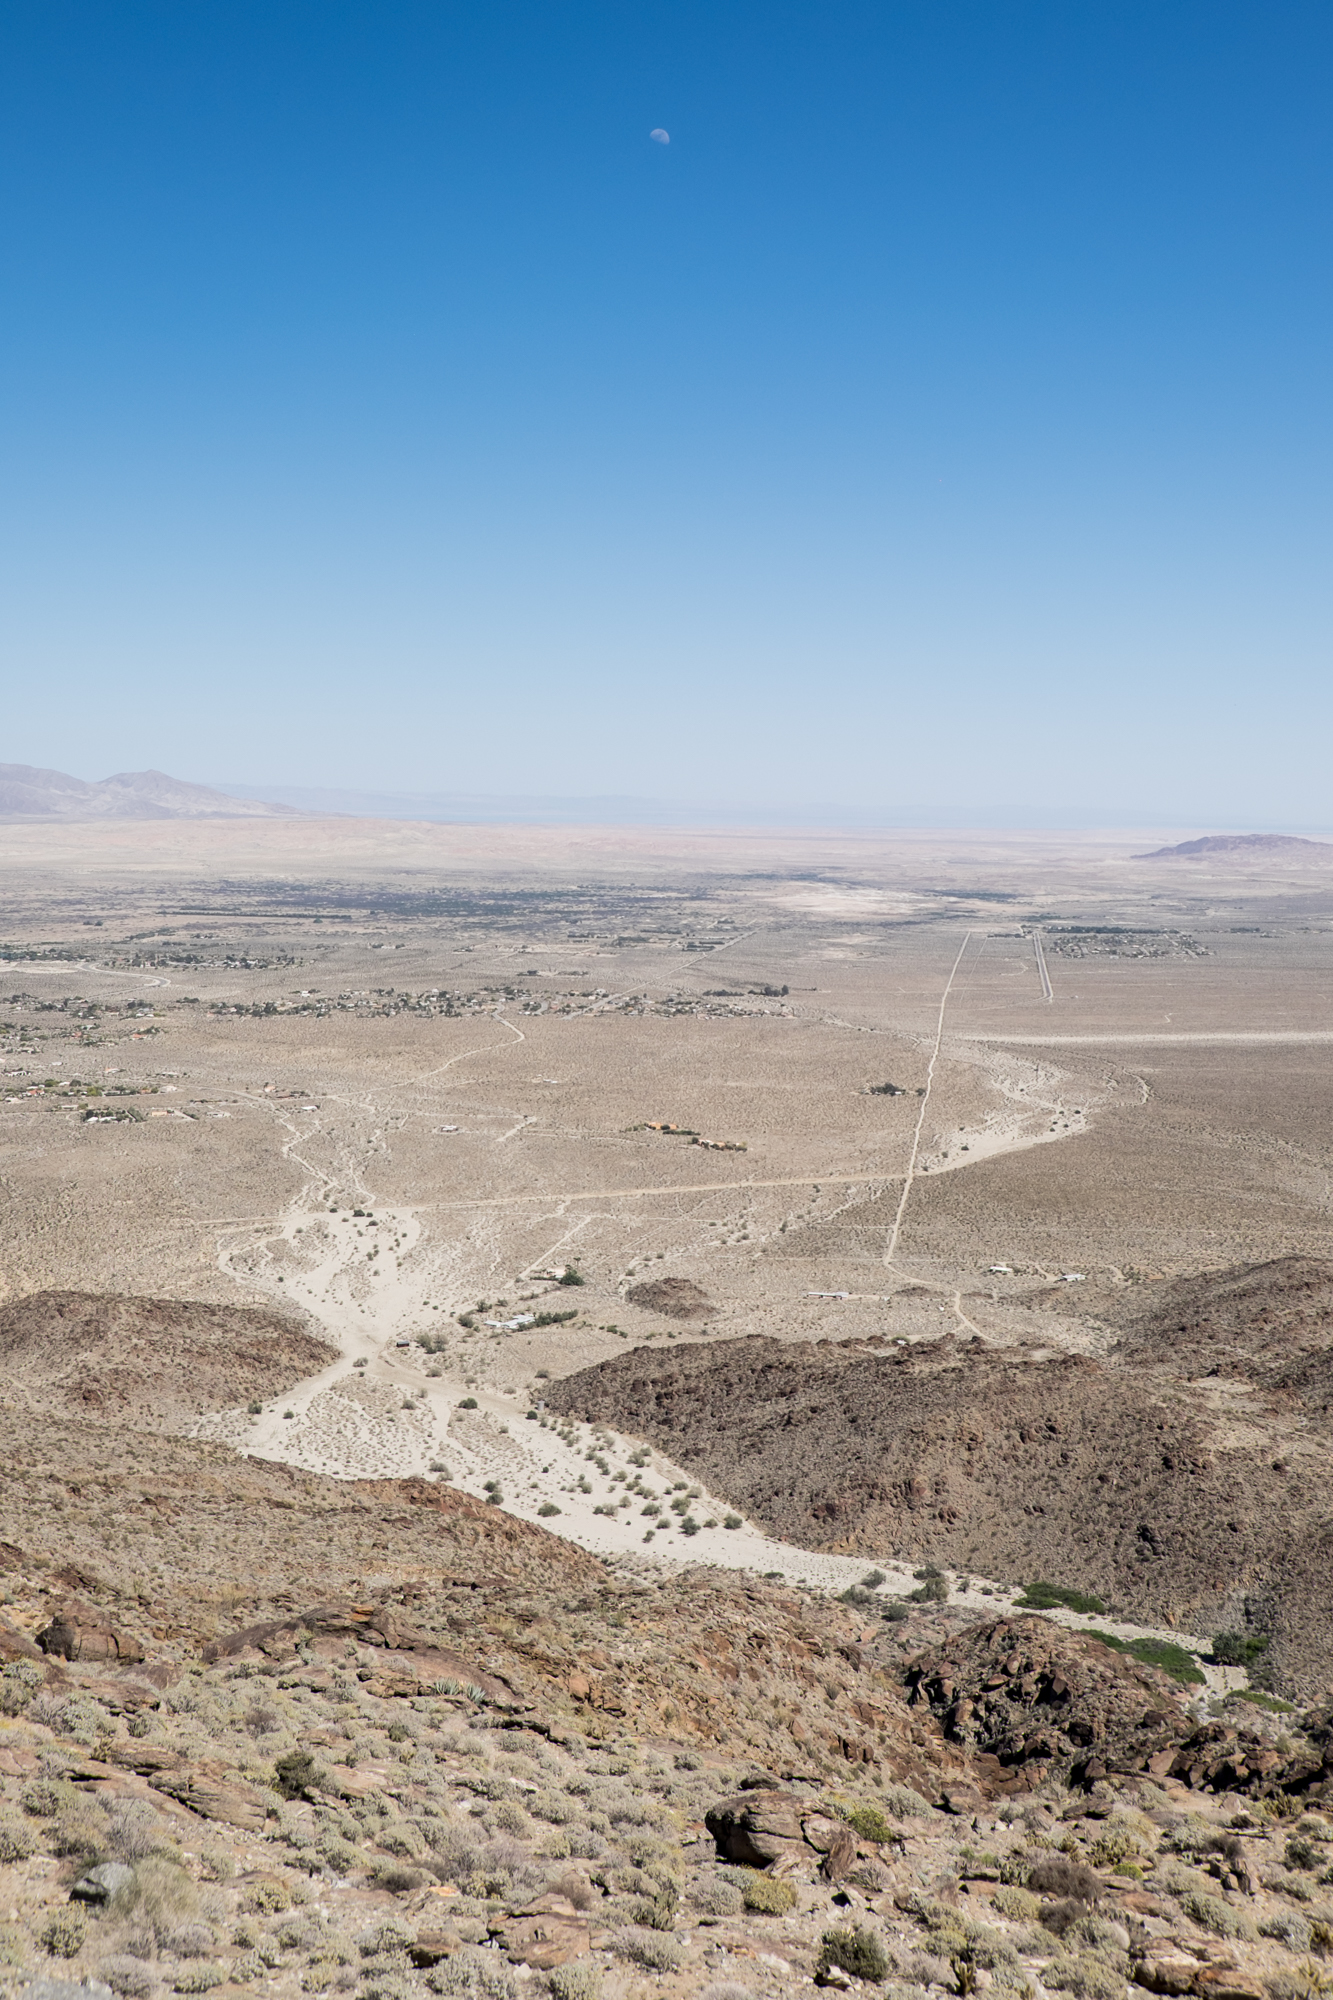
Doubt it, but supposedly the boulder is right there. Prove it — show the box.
[706,1790,810,1867]
[70,1862,135,1905]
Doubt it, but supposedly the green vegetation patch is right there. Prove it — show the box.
[1083,1631,1205,1686]
[1015,1582,1107,1616]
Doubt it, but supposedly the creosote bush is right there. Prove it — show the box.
[738,1870,796,1914]
[818,1927,890,1984]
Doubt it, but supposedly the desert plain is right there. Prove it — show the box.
[3,816,1333,2000]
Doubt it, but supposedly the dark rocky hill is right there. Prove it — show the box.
[548,1271,1333,1696]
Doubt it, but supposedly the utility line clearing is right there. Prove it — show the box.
[884,930,973,1267]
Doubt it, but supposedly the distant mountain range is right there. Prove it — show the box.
[0,764,298,821]
[1136,832,1333,861]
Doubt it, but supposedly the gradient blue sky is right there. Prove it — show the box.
[2,1,1331,825]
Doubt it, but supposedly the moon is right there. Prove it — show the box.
[649,128,670,144]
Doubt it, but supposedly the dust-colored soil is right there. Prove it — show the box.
[0,1290,336,1425]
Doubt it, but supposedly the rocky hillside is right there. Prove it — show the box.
[547,1282,1333,1697]
[0,1291,337,1427]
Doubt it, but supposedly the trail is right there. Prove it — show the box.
[884,931,973,1266]
[419,1014,525,1079]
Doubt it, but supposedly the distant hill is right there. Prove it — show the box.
[0,763,298,820]
[1135,832,1333,861]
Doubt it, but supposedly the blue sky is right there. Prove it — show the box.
[2,1,1331,825]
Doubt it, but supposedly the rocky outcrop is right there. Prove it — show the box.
[36,1601,145,1666]
[905,1617,1193,1785]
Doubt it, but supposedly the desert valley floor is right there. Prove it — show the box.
[3,818,1333,2000]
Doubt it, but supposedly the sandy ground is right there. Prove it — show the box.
[194,1157,1236,1695]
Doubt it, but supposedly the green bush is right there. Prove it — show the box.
[40,1909,87,1958]
[723,1514,742,1529]
[172,1968,226,1994]
[547,1961,601,2000]
[739,1871,796,1914]
[908,1574,949,1604]
[274,1748,322,1799]
[459,1396,478,1409]
[844,1803,896,1844]
[1014,1582,1107,1616]
[1042,1955,1123,2000]
[558,1268,585,1287]
[0,1661,44,1716]
[1211,1631,1270,1667]
[0,1818,35,1863]
[1084,1630,1205,1686]
[538,1502,561,1517]
[1176,1889,1255,1939]
[992,1886,1041,1923]
[818,1927,890,1983]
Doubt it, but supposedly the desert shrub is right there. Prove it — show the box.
[21,1778,63,1817]
[0,1659,43,1715]
[613,1927,684,1972]
[41,1908,88,1958]
[1289,1837,1328,1872]
[908,1575,948,1604]
[690,1873,745,1916]
[1015,1583,1106,1616]
[321,1836,360,1872]
[359,1920,416,1958]
[0,1817,36,1862]
[378,1820,429,1858]
[992,1886,1041,1923]
[884,1601,911,1623]
[1042,1955,1123,2000]
[1088,1818,1149,1868]
[427,1946,516,1999]
[739,1871,796,1914]
[244,1877,293,1914]
[1060,1914,1129,1960]
[881,1782,933,1817]
[818,1927,891,1983]
[546,1961,601,2000]
[838,1802,893,1843]
[172,1969,226,1994]
[531,1790,576,1825]
[105,1799,171,1862]
[275,1748,323,1799]
[1263,1913,1315,1952]
[1084,1630,1204,1686]
[1176,1888,1255,1939]
[373,1860,425,1892]
[163,1925,215,1961]
[111,1857,202,1943]
[101,1954,159,1997]
[1212,1631,1270,1667]
[1029,1855,1101,1903]
[55,1801,114,1857]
